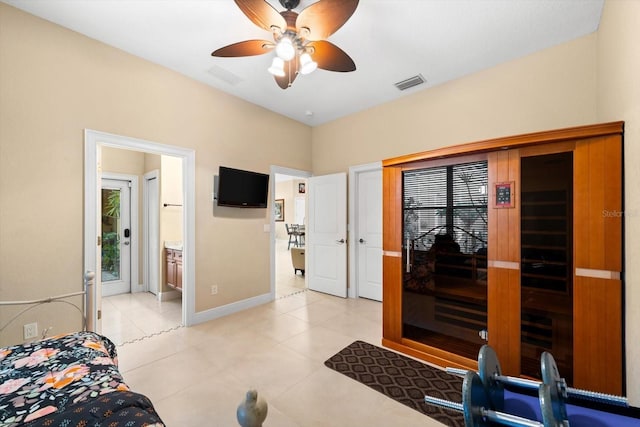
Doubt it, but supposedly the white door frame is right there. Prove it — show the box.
[101,173,139,296]
[143,170,160,295]
[84,129,195,331]
[269,165,312,298]
[348,161,383,299]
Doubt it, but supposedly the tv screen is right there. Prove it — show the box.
[217,166,269,208]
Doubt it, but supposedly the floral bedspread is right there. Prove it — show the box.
[0,331,164,426]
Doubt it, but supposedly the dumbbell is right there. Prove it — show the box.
[477,343,569,424]
[444,346,573,425]
[424,370,554,427]
[447,345,628,408]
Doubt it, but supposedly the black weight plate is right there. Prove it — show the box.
[539,383,569,427]
[463,371,491,427]
[540,352,561,385]
[478,344,504,410]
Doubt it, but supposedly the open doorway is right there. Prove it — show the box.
[84,130,195,344]
[270,166,312,298]
[98,150,183,344]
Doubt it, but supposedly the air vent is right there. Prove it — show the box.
[394,74,426,91]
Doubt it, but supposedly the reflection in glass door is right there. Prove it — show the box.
[101,178,131,296]
[520,152,573,383]
[402,160,488,359]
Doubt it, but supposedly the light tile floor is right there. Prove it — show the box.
[101,292,182,345]
[102,239,306,345]
[115,291,447,426]
[104,239,446,425]
[275,238,307,298]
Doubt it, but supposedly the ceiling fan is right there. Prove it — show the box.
[211,0,359,89]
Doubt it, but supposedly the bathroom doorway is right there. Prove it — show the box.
[84,129,195,343]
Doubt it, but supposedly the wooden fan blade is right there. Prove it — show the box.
[234,0,286,32]
[307,40,356,72]
[212,40,273,57]
[275,59,299,89]
[296,0,359,41]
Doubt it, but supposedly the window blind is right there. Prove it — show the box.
[403,161,488,253]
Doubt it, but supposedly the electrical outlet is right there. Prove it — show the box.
[23,322,38,340]
[210,285,218,295]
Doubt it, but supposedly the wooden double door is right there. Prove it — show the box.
[382,122,624,395]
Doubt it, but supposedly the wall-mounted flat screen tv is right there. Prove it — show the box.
[217,166,269,208]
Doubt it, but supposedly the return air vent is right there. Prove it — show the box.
[394,74,426,91]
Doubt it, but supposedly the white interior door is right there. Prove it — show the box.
[307,173,347,297]
[101,178,131,296]
[356,169,383,301]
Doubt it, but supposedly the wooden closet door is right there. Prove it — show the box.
[573,134,623,395]
[486,149,522,376]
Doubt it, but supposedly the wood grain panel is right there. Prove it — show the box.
[574,135,623,271]
[382,166,403,343]
[519,141,576,158]
[487,150,520,263]
[486,149,522,376]
[602,135,623,270]
[383,166,402,253]
[383,122,623,167]
[383,338,478,372]
[382,255,402,342]
[488,267,521,375]
[573,276,622,395]
[507,149,521,262]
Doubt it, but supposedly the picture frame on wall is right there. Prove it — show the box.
[274,199,284,221]
[298,182,306,194]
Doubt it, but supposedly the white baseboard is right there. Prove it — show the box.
[159,289,181,301]
[191,292,273,325]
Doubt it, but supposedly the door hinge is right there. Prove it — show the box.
[97,310,102,320]
[97,235,102,246]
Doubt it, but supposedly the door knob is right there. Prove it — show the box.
[123,241,130,246]
[359,238,366,244]
[336,239,345,244]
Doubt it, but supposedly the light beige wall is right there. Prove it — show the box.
[0,4,311,345]
[144,153,161,173]
[159,155,183,243]
[159,155,182,293]
[311,34,598,174]
[597,0,640,405]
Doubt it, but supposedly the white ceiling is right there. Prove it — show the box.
[3,0,604,126]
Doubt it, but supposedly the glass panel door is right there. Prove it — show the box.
[402,160,488,359]
[101,178,131,296]
[102,187,121,282]
[520,152,573,383]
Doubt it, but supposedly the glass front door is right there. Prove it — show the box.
[402,160,488,359]
[101,178,131,296]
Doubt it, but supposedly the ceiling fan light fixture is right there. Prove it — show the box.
[275,37,296,61]
[268,57,286,77]
[299,52,317,75]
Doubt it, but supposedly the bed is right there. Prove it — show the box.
[0,331,164,426]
